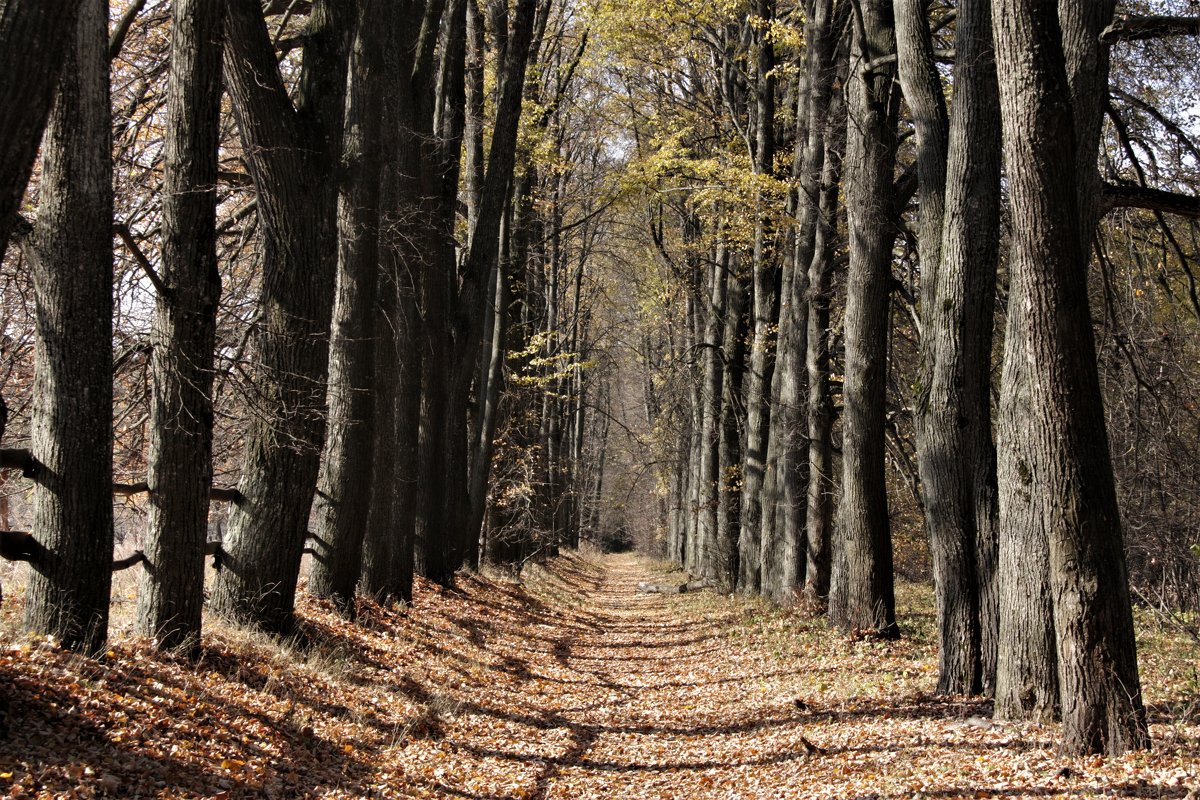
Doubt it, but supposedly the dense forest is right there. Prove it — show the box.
[1,0,1198,773]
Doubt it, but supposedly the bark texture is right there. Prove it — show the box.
[310,0,388,615]
[992,0,1148,755]
[210,0,352,634]
[21,0,113,654]
[897,0,1001,695]
[829,0,899,637]
[0,0,85,257]
[135,0,224,650]
[736,0,779,595]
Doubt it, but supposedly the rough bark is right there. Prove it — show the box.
[359,290,400,602]
[443,0,538,574]
[737,0,780,594]
[358,0,440,603]
[210,0,353,634]
[760,71,808,605]
[0,0,85,258]
[717,252,747,586]
[696,246,727,581]
[20,0,113,654]
[135,0,224,651]
[466,254,509,564]
[309,0,388,615]
[803,94,846,610]
[992,0,1148,755]
[829,0,899,638]
[897,0,1001,696]
[414,0,466,585]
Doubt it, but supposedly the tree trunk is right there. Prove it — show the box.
[830,0,899,638]
[897,0,1002,696]
[466,253,509,563]
[992,0,1148,755]
[803,45,847,611]
[737,0,780,594]
[0,0,85,258]
[20,0,113,654]
[210,0,353,634]
[360,283,400,602]
[135,0,224,651]
[309,0,388,615]
[717,250,747,586]
[696,244,726,580]
[359,0,442,602]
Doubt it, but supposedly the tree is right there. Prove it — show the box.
[736,0,781,594]
[992,0,1148,755]
[0,0,86,258]
[134,0,225,650]
[416,0,540,582]
[896,0,1001,695]
[829,0,899,637]
[309,0,388,616]
[210,0,353,634]
[18,0,113,654]
[802,19,848,610]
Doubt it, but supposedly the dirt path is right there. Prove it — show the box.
[402,551,936,799]
[424,552,822,798]
[401,553,1197,799]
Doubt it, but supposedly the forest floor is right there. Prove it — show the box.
[1,551,1198,799]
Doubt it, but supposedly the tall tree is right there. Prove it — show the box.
[309,0,389,615]
[210,0,353,633]
[802,29,848,610]
[135,0,225,650]
[18,0,113,654]
[992,0,1148,755]
[420,0,539,581]
[736,0,780,594]
[896,0,1002,695]
[829,0,899,637]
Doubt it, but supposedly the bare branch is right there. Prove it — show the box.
[1103,183,1200,219]
[108,0,148,61]
[113,222,172,299]
[1101,14,1200,43]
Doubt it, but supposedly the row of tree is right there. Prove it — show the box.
[611,0,1200,757]
[0,0,604,664]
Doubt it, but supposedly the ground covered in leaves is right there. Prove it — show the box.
[1,552,1198,798]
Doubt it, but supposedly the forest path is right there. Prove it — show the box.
[4,552,1195,799]
[420,551,829,798]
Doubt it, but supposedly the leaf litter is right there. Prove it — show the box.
[0,551,1197,798]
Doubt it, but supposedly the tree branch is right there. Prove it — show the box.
[1103,183,1200,219]
[0,448,37,478]
[0,530,45,563]
[112,480,243,504]
[1101,15,1200,43]
[108,0,148,60]
[113,222,172,299]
